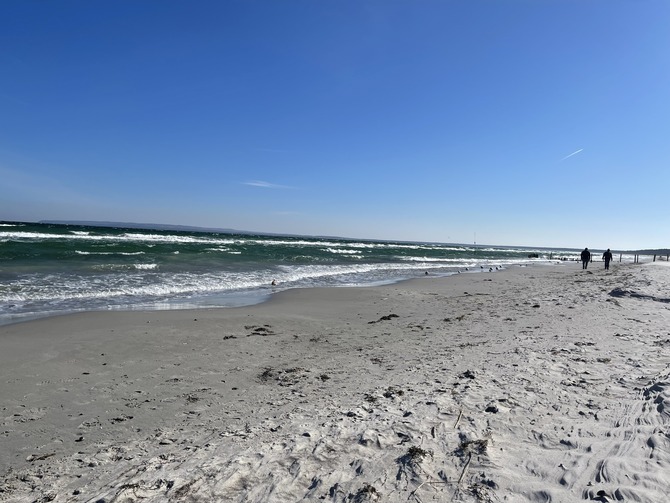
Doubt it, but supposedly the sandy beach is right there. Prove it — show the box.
[2,261,670,502]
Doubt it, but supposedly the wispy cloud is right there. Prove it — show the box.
[243,180,295,189]
[560,148,583,162]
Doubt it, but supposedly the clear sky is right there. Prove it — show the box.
[1,1,669,249]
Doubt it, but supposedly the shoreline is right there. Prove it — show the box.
[0,266,499,328]
[2,262,670,502]
[4,220,592,330]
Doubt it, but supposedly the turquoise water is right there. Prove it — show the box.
[1,221,579,325]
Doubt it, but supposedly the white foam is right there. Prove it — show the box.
[325,248,362,255]
[75,250,145,256]
[133,264,159,270]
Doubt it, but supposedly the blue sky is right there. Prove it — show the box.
[1,1,669,249]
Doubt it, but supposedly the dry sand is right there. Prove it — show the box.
[1,261,670,502]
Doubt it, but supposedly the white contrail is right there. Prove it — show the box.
[560,148,583,161]
[243,180,294,189]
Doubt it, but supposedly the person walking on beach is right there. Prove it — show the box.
[580,247,591,269]
[602,248,613,270]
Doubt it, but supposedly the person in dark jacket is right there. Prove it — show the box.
[602,248,613,270]
[580,248,591,269]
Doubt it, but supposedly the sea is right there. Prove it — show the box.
[0,221,591,326]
